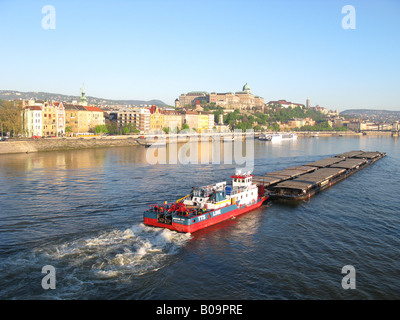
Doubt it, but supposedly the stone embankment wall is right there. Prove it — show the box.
[0,137,140,155]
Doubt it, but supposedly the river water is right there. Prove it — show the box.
[0,136,399,299]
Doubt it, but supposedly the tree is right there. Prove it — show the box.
[213,106,224,123]
[181,123,190,130]
[0,99,24,136]
[162,127,170,134]
[65,126,72,137]
[121,123,139,135]
[94,124,108,134]
[269,123,281,131]
[106,120,118,135]
[300,121,333,131]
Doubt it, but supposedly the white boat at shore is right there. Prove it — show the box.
[259,133,298,142]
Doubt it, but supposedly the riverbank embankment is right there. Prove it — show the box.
[0,136,140,155]
[0,131,394,155]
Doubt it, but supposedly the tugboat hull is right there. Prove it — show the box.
[144,196,266,233]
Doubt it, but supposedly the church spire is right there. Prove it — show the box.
[80,82,87,106]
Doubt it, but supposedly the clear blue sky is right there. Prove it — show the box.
[0,0,399,110]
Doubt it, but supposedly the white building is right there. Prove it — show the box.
[23,105,43,137]
[208,113,215,130]
[111,107,150,133]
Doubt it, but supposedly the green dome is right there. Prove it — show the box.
[242,83,251,91]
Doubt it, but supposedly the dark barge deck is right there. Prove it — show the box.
[253,150,386,200]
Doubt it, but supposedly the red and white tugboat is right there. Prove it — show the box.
[143,171,268,233]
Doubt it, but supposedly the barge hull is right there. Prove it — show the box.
[262,151,386,201]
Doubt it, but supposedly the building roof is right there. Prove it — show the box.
[64,104,87,111]
[186,91,208,96]
[243,83,251,91]
[26,106,42,111]
[84,106,103,112]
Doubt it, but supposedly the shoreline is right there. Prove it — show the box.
[0,136,141,155]
[0,131,394,155]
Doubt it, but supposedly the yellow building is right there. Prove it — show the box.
[197,113,210,133]
[149,106,165,131]
[163,111,183,132]
[176,91,208,108]
[286,118,315,129]
[42,103,58,136]
[182,111,199,131]
[178,83,264,110]
[64,105,89,135]
[85,106,105,129]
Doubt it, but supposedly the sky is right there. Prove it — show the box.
[0,0,399,111]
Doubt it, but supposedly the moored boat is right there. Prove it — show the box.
[143,171,268,233]
[259,133,297,142]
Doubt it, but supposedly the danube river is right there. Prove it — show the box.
[0,136,399,299]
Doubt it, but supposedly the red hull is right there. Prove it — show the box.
[144,197,266,233]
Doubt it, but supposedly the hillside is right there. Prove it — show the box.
[0,90,168,107]
[341,109,400,122]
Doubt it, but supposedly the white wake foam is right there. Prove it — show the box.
[42,223,192,278]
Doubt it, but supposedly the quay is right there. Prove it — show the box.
[253,150,386,200]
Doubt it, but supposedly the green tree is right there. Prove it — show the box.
[0,99,24,136]
[106,120,118,135]
[121,123,139,135]
[334,126,348,131]
[300,121,332,131]
[65,126,72,137]
[162,127,170,134]
[213,106,224,124]
[94,124,108,134]
[269,123,281,131]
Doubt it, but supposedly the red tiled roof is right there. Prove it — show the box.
[84,106,103,112]
[26,106,42,111]
[149,105,157,114]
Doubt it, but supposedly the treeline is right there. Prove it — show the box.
[0,99,24,136]
[267,106,326,122]
[101,121,139,135]
[210,105,347,132]
[294,121,348,132]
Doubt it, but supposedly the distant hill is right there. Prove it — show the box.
[0,90,168,107]
[341,109,400,122]
[341,109,400,116]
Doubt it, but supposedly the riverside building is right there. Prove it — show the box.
[175,83,264,110]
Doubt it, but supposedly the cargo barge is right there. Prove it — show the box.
[253,150,386,201]
[143,171,268,233]
[143,150,385,232]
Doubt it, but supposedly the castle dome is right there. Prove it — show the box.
[242,83,251,92]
